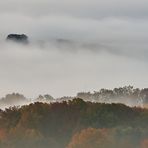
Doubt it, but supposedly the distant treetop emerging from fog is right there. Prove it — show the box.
[6,34,29,44]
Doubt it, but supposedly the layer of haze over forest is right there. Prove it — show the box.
[0,0,148,98]
[1,86,148,109]
[1,0,148,148]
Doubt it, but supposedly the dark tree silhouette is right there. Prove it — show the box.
[6,34,29,44]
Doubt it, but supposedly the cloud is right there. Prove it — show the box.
[0,0,148,19]
[0,41,147,98]
[0,0,147,98]
[0,13,148,59]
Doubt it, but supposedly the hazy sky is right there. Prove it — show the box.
[0,0,148,98]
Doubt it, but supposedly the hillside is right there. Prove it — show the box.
[0,98,148,148]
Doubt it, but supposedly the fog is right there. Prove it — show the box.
[0,41,147,98]
[0,0,148,98]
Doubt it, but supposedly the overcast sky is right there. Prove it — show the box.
[0,0,147,98]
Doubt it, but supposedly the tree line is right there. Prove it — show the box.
[1,86,148,109]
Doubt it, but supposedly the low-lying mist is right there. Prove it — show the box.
[0,39,148,100]
[0,86,148,110]
[0,7,147,99]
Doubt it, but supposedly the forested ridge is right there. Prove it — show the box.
[0,98,148,148]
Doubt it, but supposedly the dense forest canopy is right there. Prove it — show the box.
[0,98,148,148]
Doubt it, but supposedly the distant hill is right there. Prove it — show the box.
[6,34,29,44]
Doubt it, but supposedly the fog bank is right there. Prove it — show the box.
[0,0,147,97]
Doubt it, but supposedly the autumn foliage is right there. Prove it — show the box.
[0,98,148,148]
